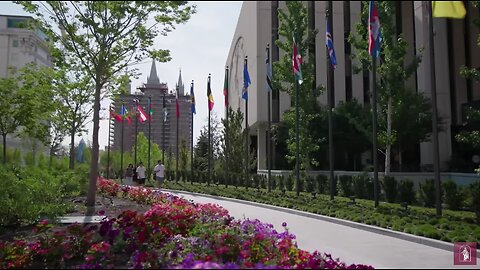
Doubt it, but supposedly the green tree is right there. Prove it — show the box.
[0,65,54,164]
[273,1,324,170]
[17,1,196,206]
[349,1,424,175]
[179,139,189,180]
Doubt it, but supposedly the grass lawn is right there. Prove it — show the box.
[153,180,480,243]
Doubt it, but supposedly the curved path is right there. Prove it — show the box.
[163,189,479,269]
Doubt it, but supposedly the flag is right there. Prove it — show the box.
[137,105,147,123]
[191,82,196,114]
[76,138,85,163]
[292,36,303,85]
[163,107,168,122]
[368,1,382,58]
[110,109,123,122]
[120,104,131,125]
[242,61,251,100]
[148,97,153,121]
[266,46,273,92]
[326,19,337,69]
[432,1,466,19]
[223,69,229,106]
[207,75,214,111]
[176,87,180,118]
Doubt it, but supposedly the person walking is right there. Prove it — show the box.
[124,164,134,186]
[136,162,146,186]
[153,160,165,189]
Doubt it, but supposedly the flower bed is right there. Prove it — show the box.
[0,177,374,269]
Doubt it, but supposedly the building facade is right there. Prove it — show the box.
[111,61,193,160]
[225,1,480,173]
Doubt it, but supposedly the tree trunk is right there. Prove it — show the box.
[86,81,102,208]
[69,126,75,170]
[49,145,54,168]
[385,97,392,176]
[398,149,403,172]
[2,133,6,164]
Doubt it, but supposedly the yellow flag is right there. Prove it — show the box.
[432,1,466,19]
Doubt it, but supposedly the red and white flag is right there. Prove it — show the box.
[137,105,148,123]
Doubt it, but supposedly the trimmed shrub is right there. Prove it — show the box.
[420,179,443,208]
[279,175,286,191]
[470,181,480,223]
[442,180,464,211]
[260,175,267,189]
[398,179,416,205]
[316,174,328,194]
[270,175,277,190]
[326,175,338,196]
[353,173,370,199]
[382,176,397,203]
[285,174,294,191]
[305,175,316,193]
[338,175,353,197]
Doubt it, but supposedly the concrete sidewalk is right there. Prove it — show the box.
[163,189,479,269]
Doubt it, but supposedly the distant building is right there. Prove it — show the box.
[0,14,52,154]
[111,60,193,160]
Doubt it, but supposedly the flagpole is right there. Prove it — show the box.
[372,54,379,208]
[134,98,139,166]
[245,57,249,190]
[295,76,300,197]
[426,1,442,217]
[225,66,229,188]
[327,1,335,201]
[208,73,212,186]
[107,104,112,179]
[176,86,179,183]
[162,91,166,165]
[267,45,272,193]
[191,80,194,185]
[120,103,125,182]
[148,96,152,182]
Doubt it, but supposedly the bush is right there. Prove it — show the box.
[382,176,397,203]
[270,175,277,190]
[253,174,260,189]
[353,173,370,199]
[470,181,480,222]
[316,174,328,194]
[420,179,442,208]
[305,175,316,193]
[296,174,304,193]
[398,179,416,205]
[442,180,464,211]
[285,174,294,191]
[338,175,353,197]
[279,175,285,191]
[325,175,338,196]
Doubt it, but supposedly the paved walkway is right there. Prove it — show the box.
[163,189,479,269]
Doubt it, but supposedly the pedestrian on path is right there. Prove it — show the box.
[136,162,146,186]
[154,160,165,189]
[124,164,134,186]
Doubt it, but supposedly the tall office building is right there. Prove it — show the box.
[225,1,480,172]
[111,60,193,159]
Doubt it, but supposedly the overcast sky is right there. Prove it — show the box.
[0,1,243,149]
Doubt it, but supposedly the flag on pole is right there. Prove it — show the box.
[242,61,251,100]
[110,109,123,122]
[208,75,214,111]
[223,69,229,106]
[163,107,168,122]
[137,105,148,122]
[191,82,196,114]
[368,1,382,58]
[266,46,273,92]
[326,19,337,69]
[148,97,153,121]
[176,87,180,118]
[120,104,131,125]
[432,1,466,18]
[292,36,303,85]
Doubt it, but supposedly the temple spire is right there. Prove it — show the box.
[147,59,160,85]
[176,68,185,95]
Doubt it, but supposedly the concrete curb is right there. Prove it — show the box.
[163,188,480,257]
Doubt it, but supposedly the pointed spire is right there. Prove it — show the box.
[177,68,185,95]
[147,59,160,85]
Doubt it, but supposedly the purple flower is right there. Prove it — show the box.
[282,222,287,227]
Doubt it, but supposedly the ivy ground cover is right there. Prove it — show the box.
[0,177,373,269]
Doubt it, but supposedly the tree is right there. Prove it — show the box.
[349,1,425,175]
[273,1,324,170]
[0,65,54,164]
[18,1,196,206]
[194,114,222,174]
[179,139,189,179]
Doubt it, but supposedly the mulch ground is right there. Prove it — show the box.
[0,194,150,242]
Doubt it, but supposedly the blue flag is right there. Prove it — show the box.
[76,138,85,163]
[326,19,337,69]
[190,82,196,114]
[242,61,251,100]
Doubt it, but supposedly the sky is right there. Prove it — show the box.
[0,1,243,150]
